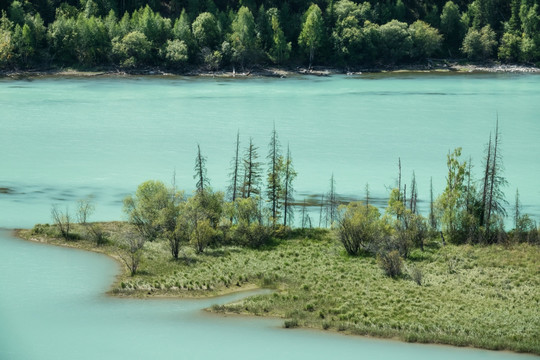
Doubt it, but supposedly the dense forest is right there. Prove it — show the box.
[0,0,539,70]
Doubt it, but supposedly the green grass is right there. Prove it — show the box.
[17,223,540,354]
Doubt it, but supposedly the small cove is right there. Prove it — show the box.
[1,231,538,360]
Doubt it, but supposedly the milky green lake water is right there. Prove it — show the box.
[0,73,539,359]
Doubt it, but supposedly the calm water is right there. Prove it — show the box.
[1,74,539,359]
[1,73,540,227]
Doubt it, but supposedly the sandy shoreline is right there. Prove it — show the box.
[1,62,539,79]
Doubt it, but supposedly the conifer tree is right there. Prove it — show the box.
[266,125,282,225]
[242,137,261,199]
[282,145,296,227]
[194,144,209,195]
[227,131,241,202]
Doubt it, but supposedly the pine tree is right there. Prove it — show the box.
[282,144,296,227]
[266,125,282,225]
[326,174,337,227]
[194,144,209,195]
[242,137,261,199]
[227,130,241,202]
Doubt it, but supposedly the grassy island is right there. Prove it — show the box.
[16,222,540,355]
[14,128,540,355]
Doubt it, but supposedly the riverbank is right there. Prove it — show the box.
[1,61,539,79]
[16,223,540,355]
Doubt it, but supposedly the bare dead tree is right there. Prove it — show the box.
[326,174,338,227]
[301,199,307,229]
[429,177,437,230]
[318,194,324,228]
[228,130,241,202]
[482,118,508,240]
[465,156,473,214]
[514,188,520,231]
[480,133,492,227]
[403,184,407,209]
[410,171,417,214]
[194,144,209,195]
[76,198,94,225]
[365,183,370,210]
[398,157,402,202]
[118,229,146,276]
[51,204,72,240]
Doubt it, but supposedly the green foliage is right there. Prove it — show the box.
[378,20,412,62]
[232,222,272,248]
[337,202,383,256]
[112,30,151,66]
[74,15,110,66]
[332,15,363,64]
[190,218,214,253]
[436,148,468,241]
[22,222,540,354]
[123,180,170,241]
[172,9,196,57]
[230,6,257,68]
[461,24,497,59]
[440,1,466,54]
[192,12,220,49]
[298,4,324,66]
[377,250,404,277]
[0,12,14,67]
[1,0,540,69]
[409,20,442,59]
[498,32,522,62]
[268,12,290,64]
[162,39,188,67]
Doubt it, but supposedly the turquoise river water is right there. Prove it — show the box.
[0,73,539,359]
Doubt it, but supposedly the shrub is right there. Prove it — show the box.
[409,266,423,285]
[336,202,382,256]
[322,321,331,330]
[377,250,403,277]
[284,318,299,328]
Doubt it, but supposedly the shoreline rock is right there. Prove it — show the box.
[1,63,538,79]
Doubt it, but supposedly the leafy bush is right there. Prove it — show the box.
[409,265,423,285]
[283,318,299,328]
[377,250,404,277]
[336,202,382,256]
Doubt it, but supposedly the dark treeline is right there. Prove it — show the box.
[1,0,539,71]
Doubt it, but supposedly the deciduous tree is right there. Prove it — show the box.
[298,4,324,68]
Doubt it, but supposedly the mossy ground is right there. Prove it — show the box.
[17,224,540,354]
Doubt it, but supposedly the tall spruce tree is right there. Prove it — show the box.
[242,137,261,199]
[282,144,296,227]
[194,144,209,195]
[266,125,282,226]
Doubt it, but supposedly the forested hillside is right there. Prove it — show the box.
[0,0,539,70]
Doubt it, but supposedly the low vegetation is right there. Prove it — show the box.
[17,224,540,354]
[17,124,540,354]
